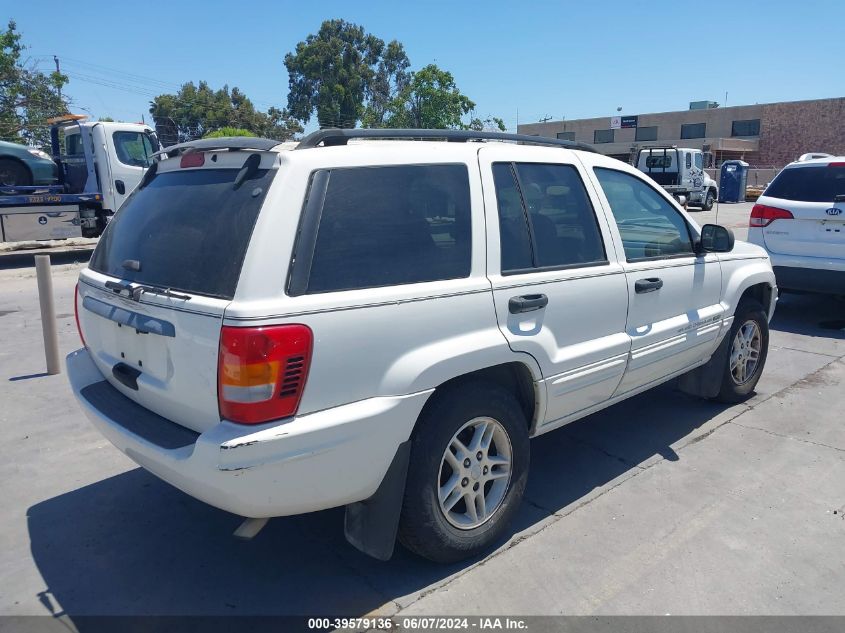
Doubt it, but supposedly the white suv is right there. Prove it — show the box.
[748,156,845,295]
[67,130,777,563]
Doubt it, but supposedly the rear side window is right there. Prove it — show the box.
[594,168,694,261]
[300,164,471,294]
[765,165,845,202]
[493,162,607,274]
[90,165,274,299]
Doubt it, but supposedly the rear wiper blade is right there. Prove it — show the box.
[104,280,190,301]
[138,285,192,301]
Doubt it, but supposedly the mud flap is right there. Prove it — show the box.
[677,331,731,399]
[344,440,410,561]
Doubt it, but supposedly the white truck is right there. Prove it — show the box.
[0,115,159,243]
[636,146,719,210]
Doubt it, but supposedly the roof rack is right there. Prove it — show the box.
[295,128,598,153]
[156,136,280,157]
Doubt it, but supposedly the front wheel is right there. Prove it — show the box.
[0,159,32,186]
[715,299,769,402]
[398,382,530,563]
[702,189,715,211]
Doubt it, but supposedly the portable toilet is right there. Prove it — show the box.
[719,160,749,203]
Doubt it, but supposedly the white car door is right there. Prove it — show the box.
[479,145,631,430]
[105,129,156,211]
[589,165,724,396]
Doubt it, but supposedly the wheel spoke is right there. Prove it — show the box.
[464,494,478,523]
[443,447,461,471]
[441,487,464,513]
[468,420,490,452]
[487,468,509,481]
[439,473,460,503]
[450,436,470,461]
[475,492,487,521]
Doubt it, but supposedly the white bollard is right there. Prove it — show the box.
[34,254,61,375]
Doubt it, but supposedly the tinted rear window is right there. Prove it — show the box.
[90,166,273,299]
[302,164,471,293]
[765,165,845,202]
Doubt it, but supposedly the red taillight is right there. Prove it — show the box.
[218,325,312,424]
[74,283,86,348]
[829,162,845,168]
[750,204,794,227]
[180,153,205,168]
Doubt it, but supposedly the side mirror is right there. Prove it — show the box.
[698,224,735,253]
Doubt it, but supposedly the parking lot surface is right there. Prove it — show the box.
[0,233,843,621]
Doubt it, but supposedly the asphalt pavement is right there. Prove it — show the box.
[0,235,843,626]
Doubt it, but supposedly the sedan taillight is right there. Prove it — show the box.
[750,204,794,227]
[74,283,86,348]
[218,324,312,424]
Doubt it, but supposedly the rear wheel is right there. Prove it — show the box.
[398,382,530,563]
[702,189,715,211]
[0,159,32,186]
[715,299,769,402]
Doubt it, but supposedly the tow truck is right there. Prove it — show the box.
[635,145,719,210]
[0,115,159,243]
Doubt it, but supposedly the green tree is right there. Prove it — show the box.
[150,81,301,144]
[0,20,70,147]
[203,127,255,138]
[383,64,483,130]
[285,19,408,128]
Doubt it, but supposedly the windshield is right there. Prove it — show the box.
[89,164,274,299]
[765,164,845,202]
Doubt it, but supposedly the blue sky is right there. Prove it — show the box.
[8,0,844,132]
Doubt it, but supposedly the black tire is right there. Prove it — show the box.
[714,299,769,403]
[398,381,530,563]
[0,159,32,186]
[702,189,715,211]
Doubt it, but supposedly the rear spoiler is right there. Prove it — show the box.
[154,137,280,158]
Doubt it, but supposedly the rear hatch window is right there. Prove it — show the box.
[765,164,845,202]
[90,164,274,298]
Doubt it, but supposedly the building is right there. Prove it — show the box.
[517,97,845,168]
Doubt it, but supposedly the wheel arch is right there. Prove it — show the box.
[413,361,542,438]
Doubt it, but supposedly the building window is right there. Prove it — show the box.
[635,126,658,142]
[731,119,760,137]
[556,131,575,141]
[594,129,614,144]
[680,123,706,139]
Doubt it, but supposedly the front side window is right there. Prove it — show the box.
[494,162,606,273]
[594,168,694,261]
[304,164,472,293]
[695,153,703,169]
[112,131,154,168]
[680,123,706,139]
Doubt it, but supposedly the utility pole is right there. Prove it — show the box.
[539,115,552,123]
[53,55,62,101]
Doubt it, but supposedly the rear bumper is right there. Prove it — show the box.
[67,349,431,518]
[773,266,845,295]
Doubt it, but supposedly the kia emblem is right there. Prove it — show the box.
[825,207,842,216]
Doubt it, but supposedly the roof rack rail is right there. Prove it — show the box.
[295,128,598,153]
[155,136,280,157]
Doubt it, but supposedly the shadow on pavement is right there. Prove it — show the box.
[28,381,738,622]
[769,292,845,339]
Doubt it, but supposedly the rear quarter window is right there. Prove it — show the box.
[765,165,845,202]
[295,164,472,294]
[90,164,274,299]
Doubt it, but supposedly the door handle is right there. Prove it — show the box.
[115,179,125,195]
[509,293,549,314]
[635,277,664,294]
